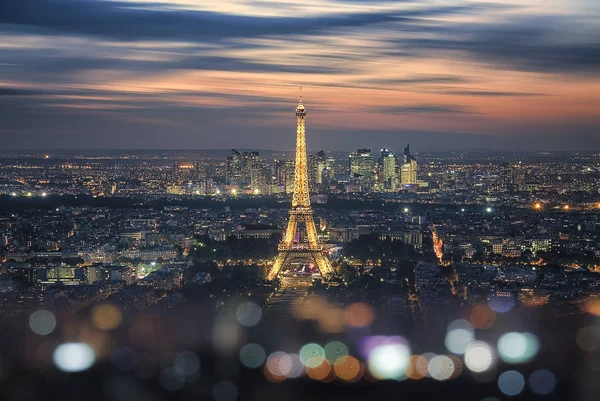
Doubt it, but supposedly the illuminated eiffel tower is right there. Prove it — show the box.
[266,90,335,281]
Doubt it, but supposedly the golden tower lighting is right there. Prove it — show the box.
[266,90,335,281]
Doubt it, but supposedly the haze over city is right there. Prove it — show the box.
[1,0,599,151]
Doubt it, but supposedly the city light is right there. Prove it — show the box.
[486,207,492,213]
[563,204,570,211]
[534,202,542,210]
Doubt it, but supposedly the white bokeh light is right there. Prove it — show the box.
[53,343,96,372]
[368,343,411,380]
[464,341,494,373]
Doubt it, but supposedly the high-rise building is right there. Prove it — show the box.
[250,164,271,195]
[226,149,242,185]
[242,151,260,186]
[316,150,327,185]
[400,143,418,185]
[349,147,376,191]
[276,160,295,193]
[380,148,397,192]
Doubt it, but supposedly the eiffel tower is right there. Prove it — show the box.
[266,91,335,281]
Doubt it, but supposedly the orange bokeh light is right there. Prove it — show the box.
[469,305,496,329]
[334,356,363,382]
[405,355,429,380]
[344,302,375,328]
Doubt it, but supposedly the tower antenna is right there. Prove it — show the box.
[300,86,303,102]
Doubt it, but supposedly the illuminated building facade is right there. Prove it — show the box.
[349,147,376,191]
[266,93,335,280]
[400,143,418,185]
[380,148,397,192]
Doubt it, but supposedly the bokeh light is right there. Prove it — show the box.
[344,302,375,328]
[334,356,362,382]
[469,305,496,329]
[174,350,200,381]
[53,343,96,372]
[488,294,514,313]
[160,366,185,391]
[498,370,525,396]
[405,355,429,380]
[445,328,474,354]
[29,309,56,335]
[498,332,539,363]
[529,369,556,395]
[300,343,326,368]
[306,360,333,382]
[428,355,455,381]
[91,303,122,331]
[324,341,349,363]
[266,351,293,379]
[464,341,494,373]
[235,302,262,328]
[286,353,306,379]
[367,343,411,380]
[239,343,266,369]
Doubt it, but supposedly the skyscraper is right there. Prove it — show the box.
[226,148,242,185]
[349,147,376,191]
[380,148,397,192]
[400,143,418,185]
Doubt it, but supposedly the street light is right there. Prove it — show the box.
[486,207,492,213]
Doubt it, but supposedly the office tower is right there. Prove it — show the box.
[242,151,260,186]
[250,164,271,195]
[276,159,295,193]
[400,143,418,185]
[226,149,242,185]
[349,147,376,191]
[266,93,335,280]
[316,150,327,185]
[380,148,397,192]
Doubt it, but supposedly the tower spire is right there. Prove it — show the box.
[266,94,335,281]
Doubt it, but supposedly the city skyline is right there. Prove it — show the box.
[1,0,599,151]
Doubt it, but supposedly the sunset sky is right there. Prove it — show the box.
[1,0,598,151]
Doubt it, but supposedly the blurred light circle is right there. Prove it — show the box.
[445,328,474,354]
[576,326,600,352]
[29,309,56,335]
[498,370,525,396]
[529,369,556,395]
[447,354,463,379]
[405,355,429,379]
[287,353,306,378]
[498,332,539,363]
[300,343,326,368]
[448,319,473,332]
[91,303,122,331]
[53,343,96,372]
[464,341,494,373]
[213,319,242,353]
[239,343,266,369]
[428,355,455,381]
[212,380,238,401]
[470,305,496,329]
[488,294,514,313]
[368,343,411,380]
[110,346,138,372]
[306,360,333,382]
[334,356,362,382]
[174,350,200,381]
[235,302,262,328]
[345,302,375,327]
[266,352,293,378]
[160,366,185,391]
[324,341,349,363]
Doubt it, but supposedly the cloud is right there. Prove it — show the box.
[0,87,40,96]
[371,104,473,115]
[0,0,462,42]
[391,16,600,74]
